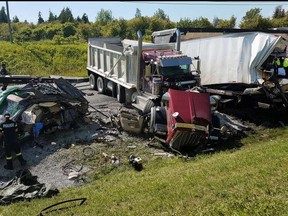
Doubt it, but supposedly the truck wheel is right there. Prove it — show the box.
[110,82,117,98]
[117,84,126,103]
[97,76,105,94]
[143,99,155,114]
[89,74,97,90]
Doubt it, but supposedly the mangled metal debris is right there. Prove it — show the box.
[0,78,89,141]
[102,152,121,165]
[119,110,144,134]
[116,90,252,155]
[62,160,85,182]
[91,127,120,142]
[128,155,143,171]
[0,169,59,205]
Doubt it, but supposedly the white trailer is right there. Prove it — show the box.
[178,32,288,109]
[180,32,287,85]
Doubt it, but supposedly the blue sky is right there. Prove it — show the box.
[0,1,287,27]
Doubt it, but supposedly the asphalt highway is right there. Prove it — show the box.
[75,82,119,108]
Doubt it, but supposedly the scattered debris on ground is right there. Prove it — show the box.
[0,84,286,205]
[0,169,59,205]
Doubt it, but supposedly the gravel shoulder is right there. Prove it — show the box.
[0,110,101,189]
[0,97,165,191]
[0,83,125,190]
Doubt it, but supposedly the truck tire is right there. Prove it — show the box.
[112,84,117,98]
[89,74,97,90]
[117,84,126,103]
[97,76,105,94]
[143,99,155,114]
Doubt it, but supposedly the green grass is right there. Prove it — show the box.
[1,127,288,216]
[0,41,87,77]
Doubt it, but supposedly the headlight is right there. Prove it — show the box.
[172,112,179,118]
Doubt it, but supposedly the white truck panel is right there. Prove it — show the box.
[87,38,137,89]
[181,32,282,85]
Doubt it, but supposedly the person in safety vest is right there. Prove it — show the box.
[0,112,26,170]
[272,53,282,75]
[283,53,288,77]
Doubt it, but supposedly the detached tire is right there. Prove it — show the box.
[89,74,97,90]
[97,76,105,94]
[117,84,126,103]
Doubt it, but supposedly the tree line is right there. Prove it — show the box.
[0,6,287,43]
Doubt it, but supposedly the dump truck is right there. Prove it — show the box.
[87,30,201,113]
[152,28,288,110]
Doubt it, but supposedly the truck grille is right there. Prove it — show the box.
[169,130,207,151]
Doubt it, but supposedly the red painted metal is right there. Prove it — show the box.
[166,88,211,145]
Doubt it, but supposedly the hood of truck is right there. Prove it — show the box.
[166,88,211,146]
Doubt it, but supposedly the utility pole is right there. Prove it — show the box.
[6,1,13,43]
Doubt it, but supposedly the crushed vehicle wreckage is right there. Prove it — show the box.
[117,88,250,154]
[87,29,251,154]
[0,29,261,157]
[0,77,89,143]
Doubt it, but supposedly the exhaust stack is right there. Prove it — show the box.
[137,30,142,93]
[176,29,181,51]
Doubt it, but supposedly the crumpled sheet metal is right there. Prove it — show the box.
[0,169,59,205]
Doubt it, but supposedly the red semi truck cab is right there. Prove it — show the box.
[166,88,211,151]
[150,88,212,152]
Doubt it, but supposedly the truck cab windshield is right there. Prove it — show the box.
[160,65,190,76]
